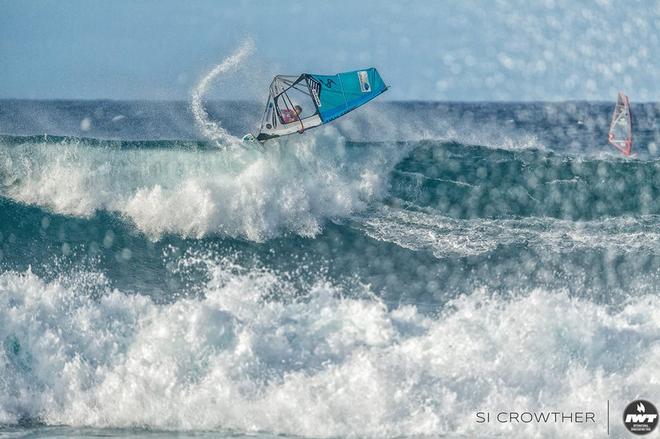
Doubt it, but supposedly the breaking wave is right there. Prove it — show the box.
[0,134,406,241]
[1,255,658,438]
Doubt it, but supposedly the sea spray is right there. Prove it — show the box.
[191,39,255,146]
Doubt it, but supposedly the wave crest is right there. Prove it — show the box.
[0,133,405,240]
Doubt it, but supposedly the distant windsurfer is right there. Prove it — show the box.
[607,92,633,156]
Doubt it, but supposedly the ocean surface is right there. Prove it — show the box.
[0,98,659,438]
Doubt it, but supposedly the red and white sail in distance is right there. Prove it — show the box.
[608,92,633,156]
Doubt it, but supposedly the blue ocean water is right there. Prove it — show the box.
[0,99,659,438]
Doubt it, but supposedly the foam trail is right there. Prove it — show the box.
[354,206,660,258]
[191,39,255,146]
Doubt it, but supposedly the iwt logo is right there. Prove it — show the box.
[623,400,658,435]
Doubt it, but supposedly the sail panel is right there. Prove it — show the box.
[257,75,323,141]
[310,68,387,123]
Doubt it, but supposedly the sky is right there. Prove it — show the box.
[1,0,658,101]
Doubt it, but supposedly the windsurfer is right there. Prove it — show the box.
[280,105,302,124]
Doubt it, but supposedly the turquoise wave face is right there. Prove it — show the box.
[391,140,660,220]
[0,101,660,437]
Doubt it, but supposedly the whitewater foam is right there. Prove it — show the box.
[0,132,406,240]
[0,256,658,438]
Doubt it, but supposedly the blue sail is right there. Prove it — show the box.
[254,68,387,142]
[310,68,388,123]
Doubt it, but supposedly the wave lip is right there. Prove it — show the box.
[0,134,405,241]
